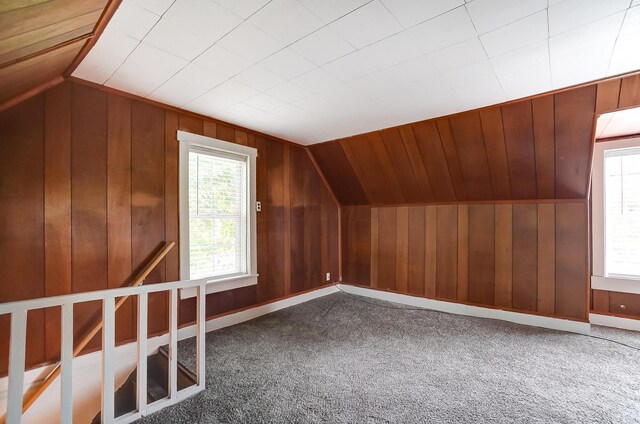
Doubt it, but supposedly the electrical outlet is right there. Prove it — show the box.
[256,201,261,212]
[326,273,331,281]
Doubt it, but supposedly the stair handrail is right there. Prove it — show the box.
[20,241,176,415]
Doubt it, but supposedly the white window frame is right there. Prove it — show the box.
[177,130,258,299]
[591,136,640,295]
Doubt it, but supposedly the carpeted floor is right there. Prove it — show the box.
[138,292,640,423]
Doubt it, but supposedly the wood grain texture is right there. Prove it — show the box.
[395,207,409,293]
[531,95,555,198]
[436,118,467,200]
[595,79,621,114]
[0,81,340,373]
[494,204,512,308]
[554,86,596,198]
[618,74,640,109]
[537,204,555,314]
[479,108,511,199]
[407,206,425,296]
[412,121,457,201]
[468,205,495,306]
[512,204,538,311]
[502,101,537,199]
[555,202,587,319]
[457,204,469,301]
[377,207,397,290]
[436,205,457,300]
[425,206,437,297]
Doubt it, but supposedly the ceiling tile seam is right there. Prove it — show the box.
[605,5,632,76]
[102,0,177,88]
[464,4,505,96]
[143,0,276,101]
[548,1,631,38]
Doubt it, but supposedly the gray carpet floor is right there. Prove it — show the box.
[138,292,640,423]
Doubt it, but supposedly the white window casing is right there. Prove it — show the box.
[591,136,640,295]
[178,130,258,298]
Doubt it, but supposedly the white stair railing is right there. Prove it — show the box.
[0,278,208,424]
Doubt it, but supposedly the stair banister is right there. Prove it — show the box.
[20,241,175,415]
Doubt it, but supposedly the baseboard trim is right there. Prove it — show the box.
[337,284,591,334]
[0,284,340,422]
[590,313,640,332]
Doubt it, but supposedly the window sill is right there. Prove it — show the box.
[591,275,640,295]
[180,274,259,299]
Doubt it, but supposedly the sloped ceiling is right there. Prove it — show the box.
[0,0,114,107]
[310,74,640,205]
[73,0,640,144]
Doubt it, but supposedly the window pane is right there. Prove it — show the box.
[605,148,640,278]
[188,149,247,280]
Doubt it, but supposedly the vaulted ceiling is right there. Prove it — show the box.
[72,0,640,144]
[0,0,115,107]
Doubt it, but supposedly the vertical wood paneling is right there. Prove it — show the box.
[131,100,166,336]
[448,114,494,200]
[255,136,269,302]
[377,207,397,290]
[44,83,71,361]
[407,206,425,296]
[283,145,291,295]
[532,95,555,198]
[72,84,107,351]
[468,205,495,306]
[502,101,537,199]
[368,132,405,203]
[395,207,409,293]
[595,79,621,114]
[0,94,45,373]
[435,118,468,200]
[380,128,424,203]
[107,93,133,343]
[555,202,587,319]
[436,205,457,300]
[290,146,305,293]
[309,142,368,205]
[370,207,379,287]
[618,74,640,109]
[479,108,511,199]
[512,204,538,311]
[355,206,371,284]
[554,86,596,198]
[591,289,610,313]
[178,114,203,135]
[0,81,342,374]
[341,136,388,204]
[266,139,285,299]
[412,121,457,201]
[425,206,437,297]
[494,204,512,308]
[537,204,555,314]
[457,205,469,301]
[609,292,640,316]
[398,126,435,202]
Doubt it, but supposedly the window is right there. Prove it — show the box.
[592,137,640,294]
[178,131,257,297]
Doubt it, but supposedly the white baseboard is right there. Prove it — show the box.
[0,284,339,423]
[590,313,640,332]
[337,284,591,335]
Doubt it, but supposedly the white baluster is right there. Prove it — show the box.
[169,289,178,398]
[102,297,115,423]
[6,309,27,424]
[137,292,148,414]
[197,284,206,389]
[60,303,74,424]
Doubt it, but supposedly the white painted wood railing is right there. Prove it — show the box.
[0,278,208,424]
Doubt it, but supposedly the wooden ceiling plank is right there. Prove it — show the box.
[501,100,537,199]
[411,121,457,202]
[0,0,106,40]
[479,107,511,199]
[398,126,435,203]
[435,118,468,200]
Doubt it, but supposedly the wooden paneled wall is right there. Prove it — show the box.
[0,81,339,374]
[592,290,640,318]
[311,74,640,206]
[343,202,588,320]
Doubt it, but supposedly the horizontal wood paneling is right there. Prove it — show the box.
[342,202,588,321]
[0,81,339,374]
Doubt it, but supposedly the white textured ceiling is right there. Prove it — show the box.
[74,0,640,144]
[596,107,640,139]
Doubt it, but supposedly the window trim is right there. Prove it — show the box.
[591,136,640,295]
[177,130,258,298]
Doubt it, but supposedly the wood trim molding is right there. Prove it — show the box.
[0,76,64,113]
[0,34,94,70]
[63,0,123,77]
